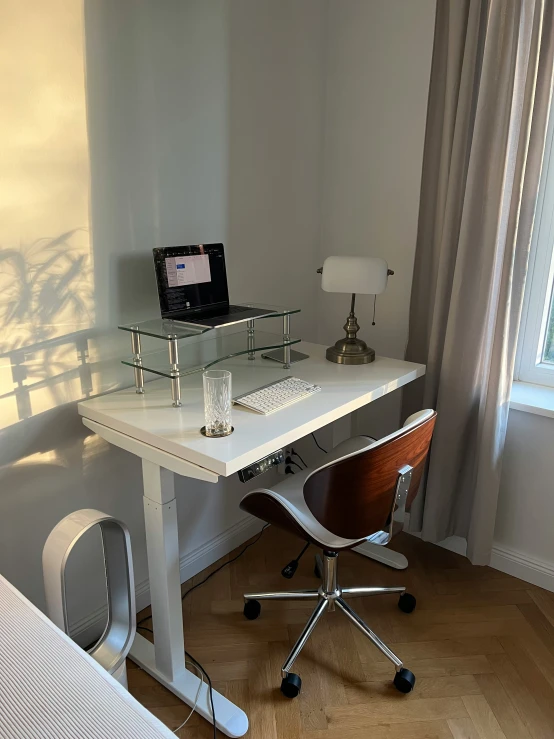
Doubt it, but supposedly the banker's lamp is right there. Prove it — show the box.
[317,256,393,365]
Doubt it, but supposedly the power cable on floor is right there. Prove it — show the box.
[136,523,270,737]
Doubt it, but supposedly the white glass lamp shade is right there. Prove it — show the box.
[321,256,389,295]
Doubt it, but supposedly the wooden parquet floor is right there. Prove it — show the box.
[130,527,554,738]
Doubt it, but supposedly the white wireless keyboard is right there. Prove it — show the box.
[233,377,321,415]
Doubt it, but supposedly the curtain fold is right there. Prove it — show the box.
[404,0,554,564]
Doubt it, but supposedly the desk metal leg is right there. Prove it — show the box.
[128,460,249,738]
[247,320,255,359]
[168,336,182,408]
[283,314,291,369]
[131,329,144,394]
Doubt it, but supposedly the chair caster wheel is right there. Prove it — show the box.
[393,668,416,693]
[243,599,261,620]
[281,673,302,698]
[398,593,416,613]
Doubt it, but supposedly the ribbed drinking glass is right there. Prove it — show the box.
[202,370,232,437]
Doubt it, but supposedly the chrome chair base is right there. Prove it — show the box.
[243,551,417,697]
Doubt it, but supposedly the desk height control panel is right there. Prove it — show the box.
[238,450,285,483]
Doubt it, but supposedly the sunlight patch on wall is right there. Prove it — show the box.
[0,0,94,429]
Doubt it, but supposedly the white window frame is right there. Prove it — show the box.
[515,101,554,387]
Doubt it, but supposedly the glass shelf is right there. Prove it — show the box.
[119,304,300,341]
[119,319,209,341]
[122,328,301,379]
[236,303,301,318]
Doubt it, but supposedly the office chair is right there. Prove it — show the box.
[240,409,436,698]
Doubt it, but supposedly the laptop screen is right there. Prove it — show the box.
[153,243,230,317]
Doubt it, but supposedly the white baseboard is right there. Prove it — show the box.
[427,533,554,592]
[406,525,468,557]
[70,515,260,647]
[490,544,554,592]
[435,535,468,557]
[407,528,554,593]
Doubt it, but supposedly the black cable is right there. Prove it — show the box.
[311,432,327,454]
[135,524,269,737]
[136,525,269,736]
[136,625,216,737]
[185,650,217,739]
[287,459,303,472]
[180,523,270,603]
[134,524,270,735]
[137,523,270,629]
[291,449,307,468]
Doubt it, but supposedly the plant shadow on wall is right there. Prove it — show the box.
[0,228,92,351]
[0,228,96,429]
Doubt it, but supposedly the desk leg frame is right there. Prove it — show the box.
[128,460,248,738]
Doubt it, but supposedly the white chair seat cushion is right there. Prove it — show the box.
[241,435,375,549]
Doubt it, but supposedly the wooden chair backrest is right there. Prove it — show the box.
[303,411,437,540]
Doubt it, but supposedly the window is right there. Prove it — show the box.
[516,102,554,387]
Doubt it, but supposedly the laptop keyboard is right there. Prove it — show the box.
[227,305,252,314]
[194,305,251,319]
[178,305,259,326]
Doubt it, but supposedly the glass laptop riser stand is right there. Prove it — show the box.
[258,314,309,365]
[122,306,305,407]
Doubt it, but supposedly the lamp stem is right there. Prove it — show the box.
[344,293,360,341]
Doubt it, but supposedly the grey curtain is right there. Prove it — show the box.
[404,0,554,564]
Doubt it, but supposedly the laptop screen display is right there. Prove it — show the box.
[153,244,229,317]
[165,254,212,288]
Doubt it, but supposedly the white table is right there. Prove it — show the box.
[78,341,425,737]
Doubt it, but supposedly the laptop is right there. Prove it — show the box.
[153,243,274,328]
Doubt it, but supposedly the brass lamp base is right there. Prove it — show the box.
[326,338,375,365]
[325,293,376,365]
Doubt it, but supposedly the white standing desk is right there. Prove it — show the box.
[78,341,425,737]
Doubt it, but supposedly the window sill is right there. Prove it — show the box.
[510,381,554,419]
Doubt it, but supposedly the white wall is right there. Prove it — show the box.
[436,407,554,591]
[318,0,436,438]
[85,0,230,328]
[493,409,554,590]
[226,0,326,341]
[0,0,327,641]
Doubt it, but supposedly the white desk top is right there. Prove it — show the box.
[78,342,425,477]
